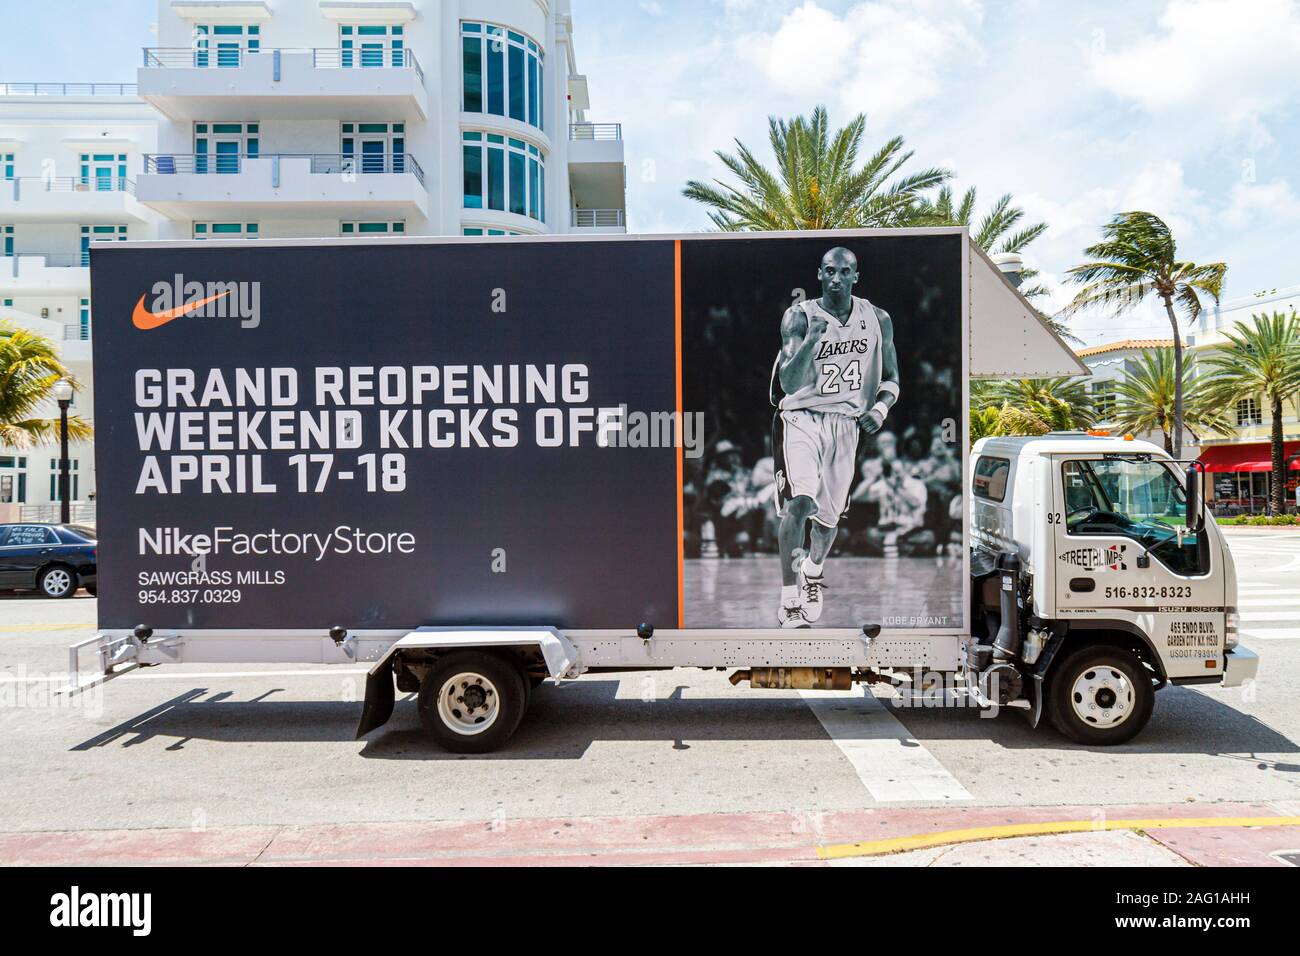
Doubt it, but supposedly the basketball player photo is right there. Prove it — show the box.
[771,247,899,628]
[680,233,963,633]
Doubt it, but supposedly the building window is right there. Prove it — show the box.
[1,225,12,257]
[193,24,260,67]
[80,225,127,266]
[340,221,405,236]
[1236,397,1263,426]
[2,154,13,180]
[340,122,404,173]
[461,22,544,131]
[49,459,79,502]
[461,131,545,222]
[1090,380,1117,421]
[193,222,259,239]
[339,24,405,68]
[0,456,27,504]
[79,153,128,191]
[462,227,525,236]
[78,298,91,341]
[193,122,258,173]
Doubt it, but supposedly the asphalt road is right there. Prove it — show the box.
[0,527,1296,862]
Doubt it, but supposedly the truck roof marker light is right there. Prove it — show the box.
[1124,434,1135,441]
[1086,429,1110,437]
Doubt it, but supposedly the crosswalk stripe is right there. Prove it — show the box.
[801,687,972,803]
[1238,610,1300,622]
[1241,628,1300,641]
[1238,597,1300,608]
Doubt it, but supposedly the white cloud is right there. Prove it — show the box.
[1088,0,1300,144]
[742,0,984,122]
[1224,178,1300,228]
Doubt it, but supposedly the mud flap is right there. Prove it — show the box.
[355,661,395,739]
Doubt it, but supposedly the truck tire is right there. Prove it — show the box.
[1047,644,1154,746]
[417,651,527,754]
[39,565,77,599]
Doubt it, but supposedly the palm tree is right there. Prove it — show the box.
[1110,348,1233,454]
[1197,312,1300,513]
[1063,211,1226,458]
[913,187,1050,296]
[683,106,950,230]
[969,402,1051,445]
[0,321,93,448]
[978,377,1096,431]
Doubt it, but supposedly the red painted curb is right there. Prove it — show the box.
[0,802,1292,866]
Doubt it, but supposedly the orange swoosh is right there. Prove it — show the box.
[132,290,233,330]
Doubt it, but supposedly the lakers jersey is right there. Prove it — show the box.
[778,296,883,417]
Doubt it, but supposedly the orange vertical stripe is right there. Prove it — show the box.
[674,240,685,629]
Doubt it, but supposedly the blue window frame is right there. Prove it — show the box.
[80,224,127,266]
[340,23,405,68]
[461,21,544,132]
[461,131,545,222]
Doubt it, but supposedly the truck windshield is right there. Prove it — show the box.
[1062,458,1206,576]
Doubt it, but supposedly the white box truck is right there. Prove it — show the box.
[72,229,1258,752]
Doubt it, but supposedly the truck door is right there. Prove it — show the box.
[1052,455,1226,681]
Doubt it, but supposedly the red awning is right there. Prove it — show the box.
[1199,440,1300,472]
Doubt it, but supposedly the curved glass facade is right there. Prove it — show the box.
[461,21,544,132]
[462,131,545,223]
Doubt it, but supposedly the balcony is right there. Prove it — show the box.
[0,306,91,363]
[136,152,428,220]
[0,177,151,223]
[568,122,624,165]
[0,254,89,294]
[0,82,137,96]
[570,209,625,234]
[567,122,625,232]
[138,48,427,121]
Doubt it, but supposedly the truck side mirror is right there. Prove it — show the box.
[1185,465,1205,533]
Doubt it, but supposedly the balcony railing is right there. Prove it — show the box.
[571,208,625,228]
[3,252,86,275]
[143,152,426,187]
[8,176,135,199]
[63,323,91,341]
[0,82,137,96]
[141,47,424,83]
[569,123,622,141]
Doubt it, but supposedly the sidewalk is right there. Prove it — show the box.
[2,802,1297,866]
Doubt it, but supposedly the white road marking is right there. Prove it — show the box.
[800,686,972,803]
[121,669,369,680]
[0,669,369,684]
[1237,610,1300,622]
[1241,628,1300,641]
[1237,597,1300,608]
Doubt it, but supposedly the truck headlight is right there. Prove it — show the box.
[1225,608,1239,650]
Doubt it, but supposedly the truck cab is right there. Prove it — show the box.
[970,432,1259,744]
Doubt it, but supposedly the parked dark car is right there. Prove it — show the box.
[0,523,97,598]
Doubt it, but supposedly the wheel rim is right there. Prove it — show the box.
[43,569,71,596]
[435,671,501,736]
[1070,665,1134,729]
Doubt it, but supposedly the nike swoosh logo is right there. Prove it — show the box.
[132,290,233,330]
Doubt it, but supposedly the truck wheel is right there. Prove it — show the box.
[1047,645,1154,746]
[417,652,527,754]
[39,565,77,599]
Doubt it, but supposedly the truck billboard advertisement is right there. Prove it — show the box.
[89,232,965,633]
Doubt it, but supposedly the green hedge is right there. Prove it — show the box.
[1222,514,1300,526]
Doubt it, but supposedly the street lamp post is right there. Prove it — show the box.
[52,378,73,524]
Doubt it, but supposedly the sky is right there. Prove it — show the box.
[3,0,1298,344]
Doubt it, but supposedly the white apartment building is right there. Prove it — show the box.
[0,0,627,518]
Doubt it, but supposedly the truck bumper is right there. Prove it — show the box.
[1222,645,1259,688]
